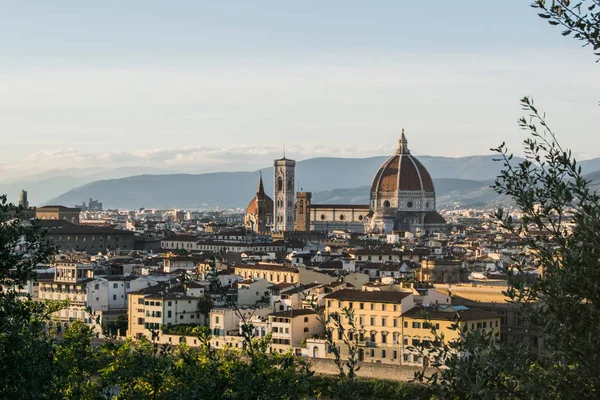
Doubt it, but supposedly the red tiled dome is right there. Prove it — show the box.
[246,195,274,215]
[371,134,435,195]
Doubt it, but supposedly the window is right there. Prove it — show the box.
[180,315,184,320]
[393,319,398,328]
[381,350,386,358]
[381,334,387,344]
[338,331,343,340]
[320,214,326,220]
[370,349,375,357]
[412,322,421,329]
[113,283,118,289]
[168,301,172,306]
[393,350,398,359]
[216,316,219,324]
[383,200,391,208]
[404,321,408,328]
[370,332,376,342]
[370,303,374,311]
[304,327,309,332]
[339,214,345,221]
[412,339,420,346]
[370,317,375,326]
[113,294,117,301]
[381,318,386,326]
[327,301,332,308]
[403,338,408,346]
[359,303,364,310]
[304,317,309,323]
[359,316,364,325]
[393,305,398,312]
[381,304,386,311]
[277,177,283,191]
[168,311,172,318]
[348,302,353,309]
[299,200,303,214]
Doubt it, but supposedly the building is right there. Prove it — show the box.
[75,198,103,211]
[262,131,446,234]
[441,283,544,355]
[369,132,446,234]
[39,220,135,253]
[19,190,28,208]
[401,305,501,366]
[309,204,371,233]
[268,309,322,354]
[322,288,500,366]
[237,278,271,306]
[244,173,274,233]
[37,262,107,331]
[324,289,415,364]
[273,156,295,231]
[36,205,81,224]
[419,259,468,283]
[234,264,300,284]
[293,192,311,231]
[127,285,206,340]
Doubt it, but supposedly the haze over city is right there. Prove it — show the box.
[1,0,599,180]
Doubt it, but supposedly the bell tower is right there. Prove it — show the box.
[273,155,295,231]
[294,192,312,232]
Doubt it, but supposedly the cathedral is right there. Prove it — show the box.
[244,132,446,235]
[243,173,273,233]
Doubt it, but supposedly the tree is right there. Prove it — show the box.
[416,97,600,399]
[50,321,107,400]
[533,0,600,59]
[0,196,59,399]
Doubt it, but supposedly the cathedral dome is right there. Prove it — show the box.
[246,195,274,215]
[370,133,435,196]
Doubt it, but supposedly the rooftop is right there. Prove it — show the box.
[324,289,411,303]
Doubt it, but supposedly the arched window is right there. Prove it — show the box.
[299,200,303,214]
[277,177,283,191]
[383,200,391,208]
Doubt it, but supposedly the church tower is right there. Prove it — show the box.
[244,172,274,233]
[294,192,312,232]
[273,155,295,231]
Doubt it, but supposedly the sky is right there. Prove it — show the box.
[0,0,598,178]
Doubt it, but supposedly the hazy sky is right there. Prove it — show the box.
[1,0,598,177]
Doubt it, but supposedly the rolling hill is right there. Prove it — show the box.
[42,155,600,209]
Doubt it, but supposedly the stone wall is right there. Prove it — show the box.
[308,358,421,382]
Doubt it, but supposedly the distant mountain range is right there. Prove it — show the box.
[3,154,598,209]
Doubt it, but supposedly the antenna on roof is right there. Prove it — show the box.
[283,143,286,158]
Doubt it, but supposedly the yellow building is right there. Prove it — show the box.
[324,289,415,364]
[401,305,500,366]
[323,289,501,366]
[127,285,204,340]
[234,264,300,284]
